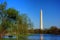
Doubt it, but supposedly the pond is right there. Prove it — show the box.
[28,34,60,40]
[2,34,60,40]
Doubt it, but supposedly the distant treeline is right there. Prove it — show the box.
[28,26,60,35]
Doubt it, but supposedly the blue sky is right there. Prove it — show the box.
[0,0,60,29]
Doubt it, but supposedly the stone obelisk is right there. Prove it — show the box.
[40,9,43,40]
[40,9,43,30]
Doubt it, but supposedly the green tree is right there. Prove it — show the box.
[0,2,34,39]
[0,2,7,39]
[7,8,18,20]
[49,26,58,34]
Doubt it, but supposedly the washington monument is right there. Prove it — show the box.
[40,9,43,30]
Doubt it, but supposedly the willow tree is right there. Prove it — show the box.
[0,2,7,39]
[16,14,34,36]
[21,14,28,35]
[27,18,34,34]
[0,1,19,37]
[7,8,18,20]
[0,2,34,40]
[16,14,28,35]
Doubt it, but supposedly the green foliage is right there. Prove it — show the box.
[0,25,3,33]
[7,8,18,20]
[0,1,34,38]
[28,26,60,35]
[0,1,7,10]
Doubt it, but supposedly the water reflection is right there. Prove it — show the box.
[50,35,60,40]
[3,35,28,40]
[2,34,60,40]
[40,34,43,40]
[28,34,60,40]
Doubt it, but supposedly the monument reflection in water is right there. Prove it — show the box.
[40,34,43,40]
[40,9,43,40]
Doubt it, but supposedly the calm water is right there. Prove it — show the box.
[3,34,60,40]
[28,34,60,40]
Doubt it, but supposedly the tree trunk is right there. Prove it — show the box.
[0,33,3,40]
